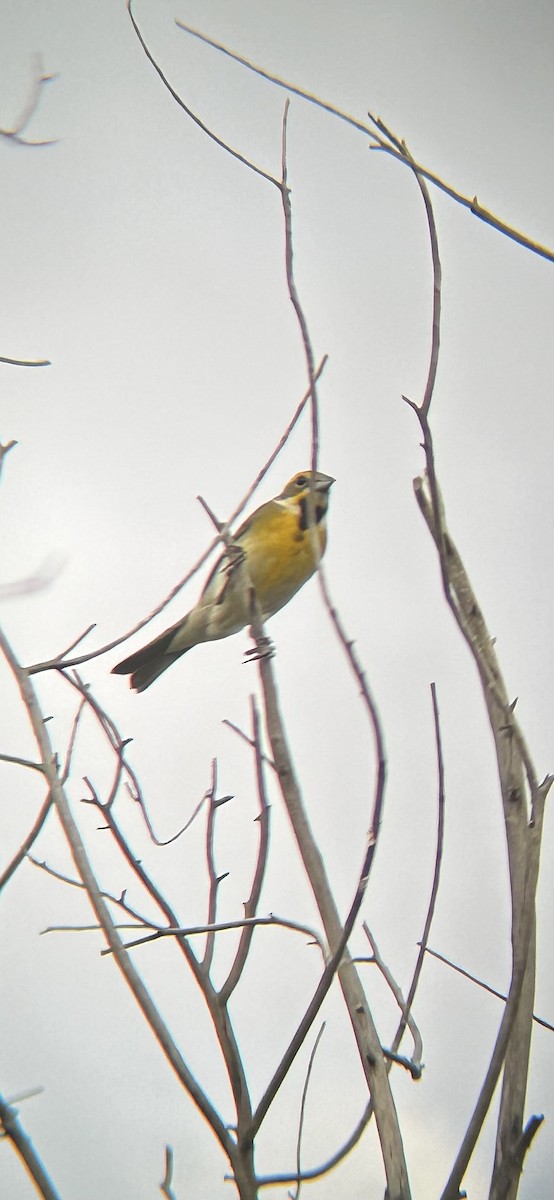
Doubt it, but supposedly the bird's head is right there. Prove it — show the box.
[280,471,335,530]
[280,471,335,499]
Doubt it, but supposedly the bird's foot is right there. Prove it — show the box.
[244,637,275,663]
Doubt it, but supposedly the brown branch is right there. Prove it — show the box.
[257,1099,374,1188]
[413,488,552,1198]
[0,354,51,367]
[249,606,410,1199]
[61,668,202,845]
[127,0,278,187]
[239,104,406,1192]
[280,103,319,470]
[28,855,172,934]
[289,1023,326,1200]
[108,914,326,957]
[37,671,254,1148]
[0,795,53,892]
[362,925,423,1076]
[0,752,44,772]
[0,1092,61,1200]
[386,681,446,1066]
[218,695,271,1002]
[0,628,234,1160]
[160,1145,177,1200]
[422,946,554,1034]
[174,21,554,264]
[0,56,57,147]
[201,761,230,973]
[0,439,17,482]
[222,717,276,770]
[489,1114,544,1200]
[317,567,386,817]
[60,698,86,783]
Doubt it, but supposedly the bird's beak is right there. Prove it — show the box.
[315,474,335,492]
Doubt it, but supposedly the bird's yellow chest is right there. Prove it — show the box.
[240,500,327,618]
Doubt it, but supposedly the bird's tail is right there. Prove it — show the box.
[112,619,192,692]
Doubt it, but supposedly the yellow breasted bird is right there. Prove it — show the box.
[112,470,334,691]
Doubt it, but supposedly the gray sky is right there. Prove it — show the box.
[1,2,553,1198]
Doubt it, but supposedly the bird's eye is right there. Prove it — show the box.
[295,474,308,488]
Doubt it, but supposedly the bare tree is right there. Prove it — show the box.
[1,9,552,1200]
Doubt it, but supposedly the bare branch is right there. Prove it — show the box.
[422,946,554,1034]
[362,925,423,1076]
[219,695,271,1002]
[127,0,278,187]
[0,1092,61,1200]
[0,354,51,367]
[317,567,386,836]
[0,56,57,147]
[489,1115,544,1200]
[414,491,552,1197]
[0,630,234,1158]
[174,20,554,263]
[289,1023,326,1200]
[280,102,319,470]
[104,914,326,957]
[60,698,86,784]
[248,607,410,1197]
[0,439,18,483]
[0,795,53,892]
[385,681,446,1066]
[257,1098,374,1187]
[0,752,44,773]
[223,718,276,771]
[201,760,228,973]
[160,1145,177,1200]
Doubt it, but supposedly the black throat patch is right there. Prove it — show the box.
[298,494,326,532]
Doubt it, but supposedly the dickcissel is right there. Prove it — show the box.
[113,470,335,691]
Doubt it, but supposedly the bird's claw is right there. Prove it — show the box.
[243,637,275,663]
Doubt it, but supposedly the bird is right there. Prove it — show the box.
[112,470,335,691]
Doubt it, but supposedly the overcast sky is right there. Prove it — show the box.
[1,2,553,1198]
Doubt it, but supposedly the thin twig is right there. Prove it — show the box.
[201,760,227,973]
[0,354,51,367]
[28,855,166,933]
[422,945,554,1034]
[0,439,17,483]
[0,752,44,773]
[127,0,278,187]
[160,1145,177,1200]
[289,1023,326,1200]
[362,925,423,1076]
[0,795,54,892]
[0,56,57,147]
[257,1099,374,1187]
[386,682,446,1065]
[103,914,326,957]
[219,695,271,1002]
[222,717,276,771]
[280,102,319,470]
[60,698,86,783]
